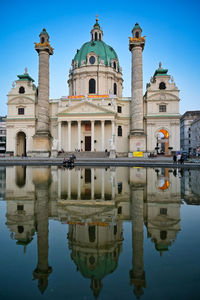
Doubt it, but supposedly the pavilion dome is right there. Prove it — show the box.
[73,40,119,69]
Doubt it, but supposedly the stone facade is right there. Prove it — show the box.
[191,117,200,155]
[180,111,200,154]
[0,116,6,154]
[144,64,180,154]
[6,20,181,157]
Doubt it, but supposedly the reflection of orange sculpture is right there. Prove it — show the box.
[159,129,169,139]
[159,180,170,190]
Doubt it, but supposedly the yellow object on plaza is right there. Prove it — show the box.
[133,151,143,157]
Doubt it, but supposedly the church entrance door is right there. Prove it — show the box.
[85,136,91,151]
[17,132,26,156]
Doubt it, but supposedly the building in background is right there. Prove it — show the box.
[6,19,181,157]
[180,111,200,154]
[0,116,6,155]
[191,117,200,155]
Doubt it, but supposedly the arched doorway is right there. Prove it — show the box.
[17,132,26,156]
[156,129,169,155]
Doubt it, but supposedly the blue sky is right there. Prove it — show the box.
[0,0,199,116]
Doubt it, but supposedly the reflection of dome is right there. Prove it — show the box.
[71,251,118,299]
[74,40,119,68]
[68,222,122,298]
[71,252,118,280]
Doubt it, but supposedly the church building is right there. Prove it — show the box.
[6,18,181,157]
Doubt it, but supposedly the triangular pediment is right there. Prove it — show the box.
[57,101,115,116]
[147,92,179,101]
[8,96,35,105]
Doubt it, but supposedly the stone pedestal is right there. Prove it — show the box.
[31,133,52,157]
[109,149,116,158]
[51,149,58,157]
[129,134,146,153]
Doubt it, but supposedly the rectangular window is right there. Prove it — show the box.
[159,105,166,112]
[117,106,122,113]
[160,208,167,215]
[17,204,24,211]
[18,108,24,115]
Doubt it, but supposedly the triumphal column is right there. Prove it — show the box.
[32,29,54,157]
[129,23,146,154]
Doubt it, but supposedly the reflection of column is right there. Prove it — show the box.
[68,121,71,151]
[130,185,146,299]
[33,168,52,294]
[58,168,61,198]
[111,170,115,199]
[101,169,105,200]
[101,120,105,151]
[91,121,94,151]
[77,169,81,199]
[91,168,94,199]
[58,122,61,151]
[78,121,81,151]
[68,169,71,200]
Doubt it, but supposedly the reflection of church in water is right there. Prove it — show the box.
[5,166,182,298]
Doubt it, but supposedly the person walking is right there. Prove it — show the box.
[173,154,177,163]
[177,153,181,163]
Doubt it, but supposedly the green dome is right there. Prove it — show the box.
[74,40,119,69]
[71,252,118,280]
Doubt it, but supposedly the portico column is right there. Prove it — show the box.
[91,120,94,151]
[111,120,115,148]
[101,120,105,151]
[78,121,81,151]
[58,122,61,151]
[68,121,71,151]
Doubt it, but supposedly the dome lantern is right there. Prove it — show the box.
[91,15,103,41]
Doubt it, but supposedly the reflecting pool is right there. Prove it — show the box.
[0,166,200,300]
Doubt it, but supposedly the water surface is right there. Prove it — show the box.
[0,166,200,300]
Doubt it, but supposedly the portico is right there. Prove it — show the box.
[57,101,115,152]
[57,119,115,152]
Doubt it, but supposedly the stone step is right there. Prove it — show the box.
[58,151,109,158]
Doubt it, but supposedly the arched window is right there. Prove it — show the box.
[135,31,139,38]
[113,61,116,70]
[88,226,96,242]
[41,37,45,43]
[114,83,117,95]
[160,230,167,240]
[118,126,122,136]
[19,86,25,94]
[95,32,97,41]
[99,33,101,41]
[159,82,166,90]
[89,78,96,94]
